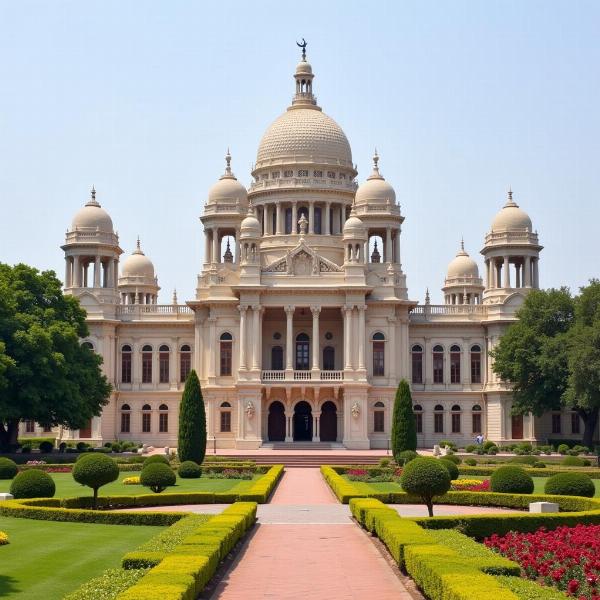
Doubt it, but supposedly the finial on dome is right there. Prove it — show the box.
[373,149,380,173]
[172,288,178,305]
[86,185,100,207]
[134,236,144,255]
[505,186,517,207]
[425,288,431,305]
[460,237,464,251]
[296,38,307,61]
[247,199,255,216]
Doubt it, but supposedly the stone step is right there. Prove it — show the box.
[212,453,391,467]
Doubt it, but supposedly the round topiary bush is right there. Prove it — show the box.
[143,454,170,466]
[9,469,55,499]
[140,463,176,493]
[397,450,418,465]
[442,454,461,465]
[490,466,534,494]
[544,472,595,498]
[557,443,569,455]
[561,455,585,467]
[38,440,54,453]
[438,458,459,480]
[464,458,477,466]
[0,458,18,480]
[76,441,89,452]
[178,460,202,479]
[72,453,119,508]
[400,457,451,517]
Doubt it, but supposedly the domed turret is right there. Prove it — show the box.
[491,189,533,231]
[354,151,396,207]
[121,238,156,279]
[443,240,483,304]
[70,187,114,233]
[343,204,367,264]
[118,238,160,304]
[240,203,261,240]
[206,151,248,208]
[447,242,480,279]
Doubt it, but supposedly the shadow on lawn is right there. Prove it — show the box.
[0,574,21,596]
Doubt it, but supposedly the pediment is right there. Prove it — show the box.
[262,240,343,275]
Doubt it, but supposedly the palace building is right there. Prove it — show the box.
[26,47,589,449]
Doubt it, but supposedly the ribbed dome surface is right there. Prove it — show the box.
[256,108,353,168]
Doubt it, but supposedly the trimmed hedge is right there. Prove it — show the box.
[458,465,600,479]
[544,472,595,498]
[438,458,459,480]
[490,466,534,494]
[0,457,18,479]
[10,469,56,499]
[64,568,149,600]
[177,461,201,479]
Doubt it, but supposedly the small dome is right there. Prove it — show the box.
[207,151,248,207]
[343,213,366,238]
[354,152,396,206]
[491,190,532,231]
[296,60,313,75]
[121,239,155,279]
[71,188,114,232]
[240,205,261,239]
[447,242,479,279]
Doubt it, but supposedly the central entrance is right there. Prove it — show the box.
[293,401,312,441]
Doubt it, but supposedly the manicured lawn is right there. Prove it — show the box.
[0,516,164,599]
[0,472,260,498]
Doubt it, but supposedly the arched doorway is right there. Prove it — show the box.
[293,401,312,441]
[320,401,337,442]
[268,401,286,441]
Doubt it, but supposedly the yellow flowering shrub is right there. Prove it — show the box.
[0,531,9,545]
[122,476,141,485]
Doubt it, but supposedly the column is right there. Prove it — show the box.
[238,306,247,370]
[113,259,118,288]
[93,256,101,287]
[313,411,321,442]
[64,257,71,287]
[204,230,210,264]
[357,305,366,370]
[325,202,331,235]
[515,263,521,288]
[424,338,432,384]
[524,256,531,287]
[285,305,294,370]
[208,315,217,378]
[285,411,293,442]
[395,228,401,264]
[343,306,352,370]
[503,256,510,288]
[291,202,298,234]
[212,229,219,264]
[533,258,539,288]
[251,305,261,370]
[276,203,282,235]
[385,227,392,263]
[311,306,320,370]
[308,202,314,234]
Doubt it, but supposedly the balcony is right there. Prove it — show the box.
[261,370,344,383]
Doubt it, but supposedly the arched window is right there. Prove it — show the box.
[451,404,461,433]
[413,404,423,433]
[141,404,151,433]
[120,403,131,433]
[159,404,168,433]
[220,332,233,376]
[159,344,170,383]
[121,344,132,384]
[472,404,482,434]
[180,344,191,382]
[411,344,423,384]
[323,346,335,371]
[450,345,461,384]
[271,346,283,370]
[434,404,444,433]
[433,345,444,384]
[142,345,153,383]
[295,333,310,370]
[220,401,232,432]
[374,401,385,432]
[470,344,482,384]
[372,332,385,376]
[82,341,94,350]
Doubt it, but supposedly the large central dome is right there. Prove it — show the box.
[256,108,353,169]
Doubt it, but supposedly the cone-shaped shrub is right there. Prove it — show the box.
[178,369,206,464]
[391,379,417,461]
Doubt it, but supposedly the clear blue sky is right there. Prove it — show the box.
[1,1,598,303]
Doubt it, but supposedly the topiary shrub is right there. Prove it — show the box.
[465,444,477,453]
[561,455,585,467]
[0,457,18,480]
[396,450,418,465]
[391,380,417,460]
[490,466,534,494]
[143,454,170,466]
[483,440,497,451]
[178,461,201,479]
[544,472,595,498]
[557,443,569,455]
[464,458,477,466]
[72,453,119,508]
[400,457,451,517]
[438,458,459,480]
[439,440,457,451]
[9,469,55,499]
[38,440,54,453]
[140,463,176,493]
[442,454,461,465]
[76,441,89,452]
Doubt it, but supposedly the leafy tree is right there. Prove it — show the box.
[0,263,111,452]
[400,457,451,517]
[177,370,206,463]
[391,379,417,460]
[72,454,119,508]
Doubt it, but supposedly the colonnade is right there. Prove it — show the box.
[65,255,118,289]
[259,200,348,236]
[484,256,539,289]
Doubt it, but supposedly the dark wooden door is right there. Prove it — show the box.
[320,401,337,442]
[511,414,523,440]
[79,419,92,439]
[268,402,286,441]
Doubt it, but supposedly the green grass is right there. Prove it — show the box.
[0,516,164,599]
[458,475,600,497]
[0,472,259,498]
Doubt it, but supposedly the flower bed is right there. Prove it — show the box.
[485,524,600,599]
[346,467,402,482]
[451,478,491,492]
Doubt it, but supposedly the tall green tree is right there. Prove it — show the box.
[177,369,206,463]
[0,263,111,452]
[391,379,417,460]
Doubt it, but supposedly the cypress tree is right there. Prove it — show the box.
[177,370,206,463]
[391,379,417,460]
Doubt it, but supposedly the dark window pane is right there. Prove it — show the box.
[220,411,231,432]
[373,341,385,376]
[374,411,384,432]
[159,352,169,383]
[220,341,232,376]
[433,352,444,383]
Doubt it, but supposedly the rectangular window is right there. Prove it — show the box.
[159,413,168,433]
[327,171,336,179]
[374,411,384,433]
[220,411,231,433]
[220,342,232,376]
[298,169,308,177]
[412,353,423,384]
[434,412,444,433]
[121,353,132,383]
[471,353,482,383]
[472,413,482,434]
[552,413,562,434]
[313,170,323,177]
[373,342,385,376]
[451,413,461,433]
[180,353,191,382]
[159,352,169,383]
[433,353,444,384]
[415,412,423,434]
[450,353,461,384]
[284,170,293,178]
[25,420,35,433]
[142,412,151,433]
[571,412,580,435]
[142,353,152,383]
[43,425,52,433]
[271,171,280,179]
[121,412,130,433]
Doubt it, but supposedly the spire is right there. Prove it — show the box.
[457,237,468,256]
[172,288,178,305]
[505,186,518,207]
[133,236,144,255]
[291,39,317,109]
[425,288,431,305]
[371,239,381,263]
[297,38,307,61]
[220,149,236,180]
[223,238,234,263]
[367,149,384,180]
[86,185,100,207]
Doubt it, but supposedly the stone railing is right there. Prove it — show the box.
[249,177,357,193]
[484,230,539,246]
[261,370,344,383]
[410,304,488,320]
[116,305,193,320]
[64,229,119,246]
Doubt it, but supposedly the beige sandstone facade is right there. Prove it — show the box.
[23,48,593,449]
